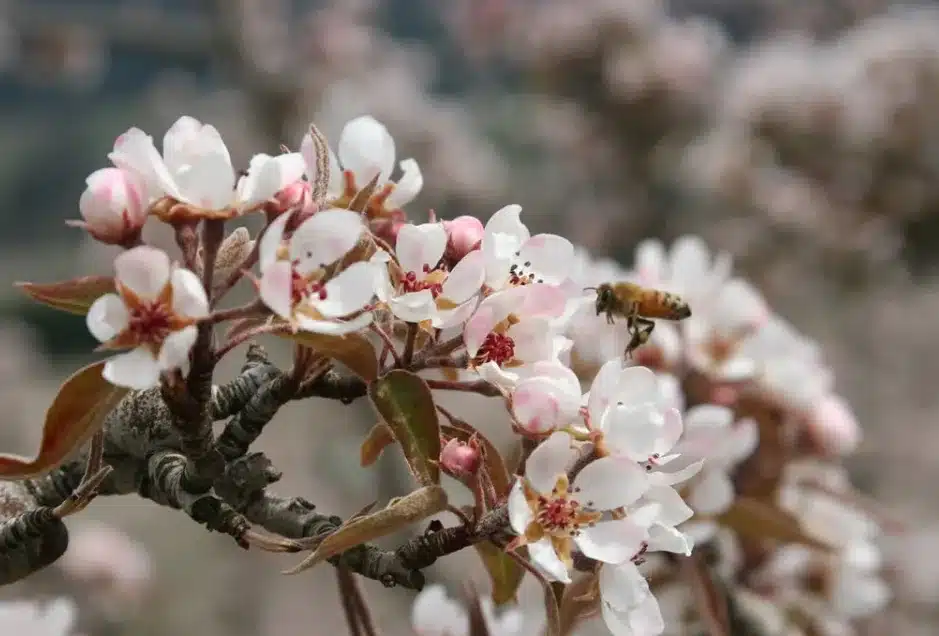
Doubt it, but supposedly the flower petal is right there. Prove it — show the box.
[338,115,396,185]
[516,234,574,286]
[290,208,364,274]
[158,324,197,372]
[528,538,571,583]
[115,246,170,301]
[386,158,423,209]
[238,152,306,206]
[395,222,447,275]
[603,403,669,461]
[507,318,557,364]
[170,268,209,319]
[485,204,529,241]
[313,261,375,318]
[411,585,468,636]
[574,457,649,510]
[259,210,292,273]
[688,469,735,516]
[576,518,650,565]
[295,311,373,335]
[643,485,693,527]
[507,479,533,535]
[599,561,651,610]
[389,290,437,323]
[648,524,693,555]
[634,239,666,285]
[259,260,294,319]
[463,302,501,357]
[441,249,485,304]
[86,293,129,343]
[103,348,161,390]
[524,431,574,494]
[109,128,179,201]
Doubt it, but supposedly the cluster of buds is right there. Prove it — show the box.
[7,112,897,636]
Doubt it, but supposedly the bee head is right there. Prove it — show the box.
[594,283,614,315]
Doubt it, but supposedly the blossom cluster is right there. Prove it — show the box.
[36,113,891,636]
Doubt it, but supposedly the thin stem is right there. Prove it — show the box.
[336,567,365,636]
[413,333,465,367]
[201,219,226,303]
[369,323,403,368]
[401,322,419,367]
[174,222,200,271]
[206,299,266,324]
[424,379,501,396]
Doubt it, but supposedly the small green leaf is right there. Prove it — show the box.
[0,361,129,479]
[474,541,526,605]
[16,276,115,316]
[279,330,379,382]
[718,496,835,551]
[283,485,448,574]
[369,370,441,486]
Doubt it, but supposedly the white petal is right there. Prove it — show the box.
[507,318,556,363]
[161,116,203,172]
[313,261,375,318]
[599,561,650,610]
[109,128,179,200]
[604,404,677,461]
[238,152,306,206]
[259,211,292,273]
[643,485,693,527]
[114,246,171,300]
[431,297,479,330]
[290,208,364,273]
[576,518,650,564]
[648,456,704,487]
[528,538,571,583]
[295,311,373,335]
[684,404,734,433]
[338,115,395,185]
[634,239,666,284]
[648,524,692,555]
[516,234,574,285]
[714,354,758,382]
[389,290,437,323]
[172,133,235,208]
[395,223,447,275]
[722,418,759,466]
[485,204,529,242]
[411,585,468,636]
[507,479,533,535]
[463,302,501,357]
[158,325,198,372]
[524,431,574,494]
[86,293,129,343]
[574,457,649,510]
[614,366,662,409]
[441,249,485,303]
[688,469,735,516]
[386,158,423,208]
[103,348,161,390]
[474,361,519,392]
[259,260,294,319]
[170,268,209,319]
[587,359,628,429]
[669,235,711,292]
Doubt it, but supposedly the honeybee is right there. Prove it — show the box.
[587,282,691,359]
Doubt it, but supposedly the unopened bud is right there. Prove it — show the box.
[440,438,481,478]
[211,227,255,296]
[269,179,318,220]
[443,215,484,267]
[71,167,147,245]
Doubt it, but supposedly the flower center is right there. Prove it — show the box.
[127,300,174,348]
[536,494,583,535]
[473,332,515,365]
[290,267,328,306]
[508,260,544,286]
[400,264,446,298]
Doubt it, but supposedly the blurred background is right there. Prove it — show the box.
[2,0,939,634]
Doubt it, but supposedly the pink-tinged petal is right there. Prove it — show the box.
[161,116,203,173]
[643,485,693,527]
[807,394,860,457]
[516,234,574,285]
[599,561,651,610]
[259,260,294,319]
[512,378,566,434]
[634,239,666,285]
[648,524,692,555]
[80,168,147,235]
[109,128,178,201]
[259,211,292,273]
[574,457,649,510]
[389,290,437,323]
[114,246,171,301]
[463,303,500,357]
[386,158,423,209]
[507,479,533,535]
[86,294,129,343]
[170,268,209,319]
[174,146,235,209]
[238,152,306,206]
[158,325,197,372]
[518,283,567,319]
[103,347,161,390]
[529,360,582,391]
[474,361,519,392]
[603,403,666,461]
[295,311,373,336]
[338,115,395,184]
[722,418,759,466]
[524,431,574,494]
[314,261,375,318]
[576,518,650,565]
[507,318,556,363]
[527,538,571,584]
[431,297,479,330]
[484,204,529,242]
[688,469,735,515]
[395,223,447,274]
[290,208,364,274]
[441,249,485,303]
[614,366,661,408]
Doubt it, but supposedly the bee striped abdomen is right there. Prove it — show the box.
[636,291,691,320]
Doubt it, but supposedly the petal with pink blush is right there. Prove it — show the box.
[506,318,555,363]
[634,239,666,285]
[115,246,171,301]
[238,152,306,206]
[524,431,574,494]
[432,297,479,330]
[463,304,500,357]
[574,457,648,510]
[517,283,567,319]
[338,116,396,185]
[516,234,574,285]
[395,223,447,275]
[512,378,563,434]
[688,469,734,515]
[259,261,294,319]
[109,128,178,201]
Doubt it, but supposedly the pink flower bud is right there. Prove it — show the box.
[440,438,481,477]
[269,179,318,220]
[443,215,484,266]
[74,168,147,245]
[806,394,861,457]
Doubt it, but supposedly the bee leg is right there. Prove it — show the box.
[624,317,655,360]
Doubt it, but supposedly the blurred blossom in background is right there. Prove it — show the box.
[3,0,939,635]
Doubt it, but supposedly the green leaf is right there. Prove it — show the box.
[0,361,129,479]
[474,541,526,606]
[369,370,441,487]
[278,330,379,382]
[16,276,115,316]
[283,485,448,574]
[718,496,836,551]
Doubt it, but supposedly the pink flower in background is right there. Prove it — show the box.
[70,167,147,246]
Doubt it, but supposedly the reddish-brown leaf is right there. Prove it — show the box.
[0,361,129,479]
[16,277,115,316]
[279,330,379,382]
[680,554,730,636]
[360,422,396,467]
[718,496,836,551]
